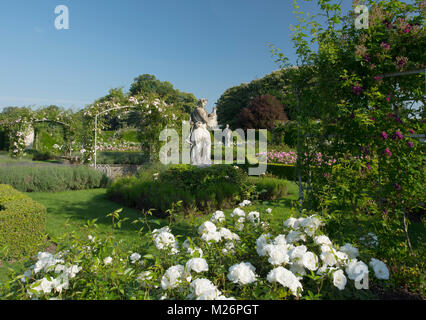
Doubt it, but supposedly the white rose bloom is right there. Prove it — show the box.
[216,295,236,300]
[289,245,307,262]
[286,231,306,244]
[314,235,332,246]
[231,208,245,218]
[103,257,113,265]
[54,264,66,274]
[190,278,221,299]
[238,200,252,207]
[51,274,69,293]
[161,265,186,290]
[274,234,287,246]
[333,269,347,290]
[30,277,53,295]
[340,243,359,259]
[264,244,290,266]
[301,215,323,236]
[247,211,260,225]
[266,208,272,214]
[284,217,300,230]
[218,228,238,241]
[345,259,369,282]
[152,226,171,235]
[335,251,349,266]
[130,253,141,263]
[267,267,303,297]
[201,231,222,243]
[320,250,337,267]
[290,262,306,279]
[256,234,272,256]
[222,241,235,254]
[369,258,389,280]
[198,221,217,234]
[211,211,225,223]
[235,217,245,231]
[227,262,257,285]
[154,231,179,252]
[67,265,82,278]
[33,252,64,274]
[302,251,318,271]
[185,258,209,273]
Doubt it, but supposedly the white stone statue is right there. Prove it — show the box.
[23,126,34,150]
[223,124,232,147]
[187,99,216,166]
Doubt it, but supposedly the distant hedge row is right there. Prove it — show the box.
[237,161,297,181]
[0,165,109,192]
[0,184,47,260]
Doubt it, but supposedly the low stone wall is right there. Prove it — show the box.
[92,164,143,179]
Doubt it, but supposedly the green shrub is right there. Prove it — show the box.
[249,176,288,200]
[283,121,298,148]
[107,164,251,216]
[119,129,139,143]
[32,150,56,161]
[0,184,47,260]
[0,165,109,192]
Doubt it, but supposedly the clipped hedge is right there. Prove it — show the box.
[0,165,109,192]
[0,184,47,260]
[237,161,297,181]
[96,152,149,165]
[107,164,251,216]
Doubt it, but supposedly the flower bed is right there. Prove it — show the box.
[0,204,390,300]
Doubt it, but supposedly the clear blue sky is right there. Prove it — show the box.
[0,0,353,112]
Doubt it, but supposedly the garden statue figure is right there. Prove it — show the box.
[186,98,217,166]
[223,124,232,147]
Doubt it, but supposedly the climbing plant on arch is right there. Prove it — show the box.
[0,106,79,158]
[80,94,189,164]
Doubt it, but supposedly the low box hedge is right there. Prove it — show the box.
[0,184,47,260]
[236,160,297,181]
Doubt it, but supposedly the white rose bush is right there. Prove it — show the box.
[0,204,390,300]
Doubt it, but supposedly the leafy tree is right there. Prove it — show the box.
[238,94,289,130]
[129,74,198,113]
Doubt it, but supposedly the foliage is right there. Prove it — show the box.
[238,94,289,130]
[0,205,392,300]
[248,176,288,201]
[129,74,198,114]
[216,67,304,129]
[0,184,47,260]
[0,165,109,192]
[107,164,252,216]
[270,0,426,253]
